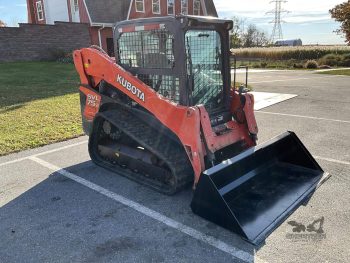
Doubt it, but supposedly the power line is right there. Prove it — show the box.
[266,0,289,43]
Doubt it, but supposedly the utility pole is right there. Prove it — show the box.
[266,0,289,43]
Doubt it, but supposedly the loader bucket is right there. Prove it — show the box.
[191,131,325,245]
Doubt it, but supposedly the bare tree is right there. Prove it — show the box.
[229,17,269,48]
[254,31,269,47]
[230,17,244,48]
[243,24,258,47]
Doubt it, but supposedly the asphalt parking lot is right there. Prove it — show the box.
[1,70,349,263]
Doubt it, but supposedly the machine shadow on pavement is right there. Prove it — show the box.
[0,160,263,263]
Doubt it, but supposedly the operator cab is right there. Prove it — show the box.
[114,16,233,127]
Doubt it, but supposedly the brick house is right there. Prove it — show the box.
[26,0,218,56]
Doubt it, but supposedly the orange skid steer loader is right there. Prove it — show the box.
[74,16,327,245]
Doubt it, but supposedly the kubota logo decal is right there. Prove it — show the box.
[117,75,145,102]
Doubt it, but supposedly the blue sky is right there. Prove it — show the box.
[0,0,346,44]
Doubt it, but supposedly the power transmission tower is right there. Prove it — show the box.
[267,0,289,43]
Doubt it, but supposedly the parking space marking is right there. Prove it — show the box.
[249,75,338,84]
[252,92,297,110]
[232,69,283,73]
[29,156,266,263]
[0,140,88,168]
[249,77,311,83]
[315,156,350,166]
[256,111,350,124]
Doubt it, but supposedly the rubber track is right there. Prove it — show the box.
[91,108,194,195]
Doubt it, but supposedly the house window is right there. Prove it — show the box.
[152,0,160,14]
[193,0,200,15]
[167,0,174,15]
[73,0,79,12]
[181,0,188,15]
[135,0,145,12]
[36,1,44,21]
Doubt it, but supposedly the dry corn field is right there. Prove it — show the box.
[231,45,350,60]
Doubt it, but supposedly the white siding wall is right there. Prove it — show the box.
[43,0,69,24]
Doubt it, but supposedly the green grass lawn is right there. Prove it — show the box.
[317,69,350,76]
[0,62,83,156]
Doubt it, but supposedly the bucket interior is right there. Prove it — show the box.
[191,132,324,245]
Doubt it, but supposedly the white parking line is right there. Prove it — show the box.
[256,111,350,124]
[248,75,339,84]
[251,92,297,111]
[0,140,88,168]
[315,156,350,166]
[249,78,311,84]
[231,69,283,73]
[29,156,266,263]
[315,68,350,73]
